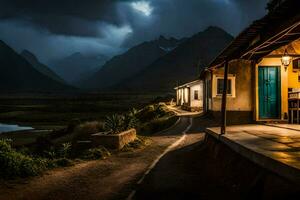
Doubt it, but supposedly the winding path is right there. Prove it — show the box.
[0,116,203,200]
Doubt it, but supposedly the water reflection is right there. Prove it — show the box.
[0,123,34,134]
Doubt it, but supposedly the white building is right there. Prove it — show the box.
[174,80,203,111]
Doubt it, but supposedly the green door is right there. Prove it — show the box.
[258,66,281,119]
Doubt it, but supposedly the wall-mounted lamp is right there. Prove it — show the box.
[281,49,292,71]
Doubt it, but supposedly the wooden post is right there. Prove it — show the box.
[221,60,229,135]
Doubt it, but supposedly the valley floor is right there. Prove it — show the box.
[2,115,299,200]
[0,117,195,200]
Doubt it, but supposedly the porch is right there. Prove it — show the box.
[205,124,300,184]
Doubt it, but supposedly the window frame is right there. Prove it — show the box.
[194,90,199,100]
[212,74,236,98]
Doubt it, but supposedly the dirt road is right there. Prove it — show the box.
[0,117,202,200]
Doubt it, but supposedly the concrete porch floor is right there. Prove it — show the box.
[205,124,300,184]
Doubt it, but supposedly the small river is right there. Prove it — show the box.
[0,123,34,134]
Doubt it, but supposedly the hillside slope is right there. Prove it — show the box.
[0,41,74,92]
[52,52,108,83]
[21,50,65,84]
[114,27,233,92]
[80,36,183,89]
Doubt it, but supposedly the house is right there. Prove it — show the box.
[175,80,203,112]
[201,0,300,132]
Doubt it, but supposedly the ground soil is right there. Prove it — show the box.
[0,117,194,200]
[1,115,300,200]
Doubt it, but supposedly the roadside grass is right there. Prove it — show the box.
[0,98,178,180]
[0,93,163,147]
[121,136,151,152]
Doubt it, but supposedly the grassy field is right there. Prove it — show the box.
[0,93,168,127]
[0,92,172,146]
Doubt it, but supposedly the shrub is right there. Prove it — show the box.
[67,118,82,133]
[137,105,156,122]
[82,147,111,160]
[154,103,169,117]
[129,108,139,117]
[138,115,178,135]
[0,139,12,152]
[136,103,171,123]
[72,121,104,141]
[33,136,54,157]
[123,113,139,130]
[104,114,125,134]
[122,136,150,152]
[58,142,72,158]
[43,146,57,159]
[0,140,48,179]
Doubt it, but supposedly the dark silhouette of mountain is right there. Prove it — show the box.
[113,27,234,92]
[79,36,184,89]
[51,52,108,84]
[21,50,65,83]
[0,40,74,92]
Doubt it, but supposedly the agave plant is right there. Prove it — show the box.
[104,114,125,134]
[123,113,139,130]
[128,108,139,117]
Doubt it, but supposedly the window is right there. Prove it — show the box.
[217,79,232,95]
[213,75,236,98]
[194,90,199,100]
[293,58,300,71]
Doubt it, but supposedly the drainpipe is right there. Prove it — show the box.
[221,60,229,135]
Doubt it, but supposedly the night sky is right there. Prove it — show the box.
[0,0,268,64]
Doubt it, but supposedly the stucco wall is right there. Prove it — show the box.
[190,83,203,108]
[211,59,253,112]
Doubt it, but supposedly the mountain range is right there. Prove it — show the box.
[80,26,233,92]
[0,41,73,92]
[21,50,65,84]
[0,26,233,93]
[79,35,184,89]
[51,52,109,84]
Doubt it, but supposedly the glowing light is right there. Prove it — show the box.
[131,1,153,16]
[281,49,292,71]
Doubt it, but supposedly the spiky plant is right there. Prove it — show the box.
[104,114,125,134]
[123,113,139,130]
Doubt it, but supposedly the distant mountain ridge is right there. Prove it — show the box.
[0,40,74,92]
[79,35,184,89]
[115,26,233,92]
[21,50,65,84]
[51,52,109,84]
[80,26,233,92]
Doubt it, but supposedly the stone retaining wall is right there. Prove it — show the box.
[92,129,136,149]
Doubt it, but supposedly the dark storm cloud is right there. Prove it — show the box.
[0,0,121,37]
[0,0,269,64]
[122,0,269,47]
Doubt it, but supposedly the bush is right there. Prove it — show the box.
[33,136,54,157]
[0,139,12,152]
[58,142,72,158]
[137,105,157,122]
[123,113,139,130]
[67,118,82,133]
[72,121,104,141]
[122,136,150,152]
[138,115,178,135]
[82,147,111,160]
[0,139,48,179]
